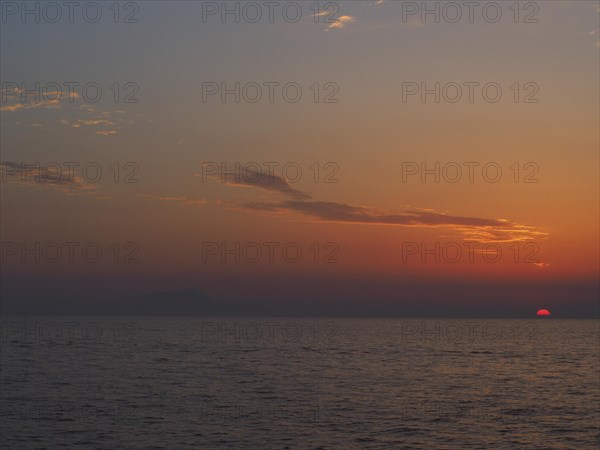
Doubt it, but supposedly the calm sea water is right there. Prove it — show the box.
[1,317,598,449]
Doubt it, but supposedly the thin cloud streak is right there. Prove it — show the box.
[204,166,546,243]
[190,162,548,243]
[242,199,544,242]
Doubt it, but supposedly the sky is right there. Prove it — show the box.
[1,1,599,317]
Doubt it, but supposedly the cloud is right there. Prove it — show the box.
[72,119,114,127]
[0,162,109,199]
[450,223,547,243]
[218,169,311,200]
[1,162,81,186]
[247,200,484,225]
[243,199,545,242]
[223,176,545,242]
[2,90,129,136]
[0,88,79,112]
[0,98,62,112]
[194,162,546,243]
[327,15,356,29]
[196,162,547,244]
[60,110,125,136]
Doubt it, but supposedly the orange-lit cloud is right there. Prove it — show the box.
[208,169,547,243]
[328,15,356,29]
[243,199,544,241]
[2,91,128,136]
[0,88,79,112]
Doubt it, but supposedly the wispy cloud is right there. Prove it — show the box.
[61,109,121,136]
[327,15,356,30]
[1,98,63,112]
[199,166,546,243]
[0,87,79,112]
[0,162,109,199]
[71,119,114,127]
[242,199,544,242]
[2,89,128,136]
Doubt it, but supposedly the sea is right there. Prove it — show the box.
[1,317,598,449]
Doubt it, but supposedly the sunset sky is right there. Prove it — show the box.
[1,1,598,317]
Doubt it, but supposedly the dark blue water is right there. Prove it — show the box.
[1,317,598,449]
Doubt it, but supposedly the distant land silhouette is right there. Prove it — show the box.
[91,288,214,316]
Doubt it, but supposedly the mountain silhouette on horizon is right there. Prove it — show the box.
[94,288,215,315]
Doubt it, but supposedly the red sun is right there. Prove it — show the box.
[536,309,551,317]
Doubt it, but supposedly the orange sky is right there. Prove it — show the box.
[1,1,598,315]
